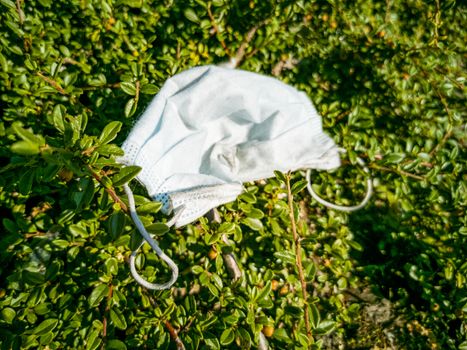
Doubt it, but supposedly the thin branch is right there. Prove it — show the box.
[62,57,81,66]
[80,83,121,91]
[431,0,441,46]
[135,80,140,106]
[369,164,425,181]
[84,163,128,213]
[145,292,186,350]
[285,173,312,342]
[232,21,268,67]
[36,72,66,95]
[163,321,185,350]
[207,3,230,55]
[24,231,47,239]
[16,0,24,25]
[429,88,453,157]
[101,284,113,349]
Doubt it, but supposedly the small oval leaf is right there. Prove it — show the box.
[88,284,109,308]
[98,121,122,145]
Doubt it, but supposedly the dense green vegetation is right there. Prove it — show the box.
[0,0,465,349]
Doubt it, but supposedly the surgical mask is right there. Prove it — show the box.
[119,65,372,290]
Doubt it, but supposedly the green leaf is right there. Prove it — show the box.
[120,82,136,96]
[0,0,15,10]
[72,178,95,209]
[23,270,45,285]
[145,223,169,236]
[241,217,263,231]
[19,168,34,194]
[239,192,256,204]
[12,124,44,145]
[106,339,127,350]
[184,8,199,23]
[291,179,308,195]
[384,152,406,164]
[98,121,122,145]
[137,201,162,214]
[52,105,66,132]
[10,141,40,155]
[34,303,52,316]
[69,224,88,237]
[309,303,320,328]
[109,211,126,239]
[314,320,336,335]
[256,280,272,301]
[140,84,159,94]
[274,170,287,183]
[88,284,109,308]
[96,144,124,156]
[130,230,144,251]
[33,319,58,336]
[112,166,141,186]
[220,328,235,346]
[272,327,290,342]
[1,307,16,324]
[110,308,127,330]
[86,329,102,350]
[105,258,119,275]
[124,98,136,118]
[347,239,363,251]
[273,250,296,265]
[192,265,204,274]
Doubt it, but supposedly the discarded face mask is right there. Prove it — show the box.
[119,65,372,290]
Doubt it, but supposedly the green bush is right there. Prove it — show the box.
[0,0,465,349]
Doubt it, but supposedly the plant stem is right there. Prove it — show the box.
[16,0,24,24]
[369,164,425,181]
[101,284,113,349]
[145,291,186,350]
[84,163,128,213]
[285,173,312,342]
[36,72,66,95]
[207,3,230,55]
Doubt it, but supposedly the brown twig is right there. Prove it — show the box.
[16,0,24,25]
[207,3,230,55]
[80,83,121,91]
[101,284,113,347]
[429,88,453,158]
[62,57,81,66]
[431,0,441,46]
[36,72,66,95]
[135,80,140,105]
[369,164,425,181]
[163,321,185,350]
[285,173,312,342]
[24,231,47,239]
[84,163,129,213]
[145,291,186,350]
[232,21,268,67]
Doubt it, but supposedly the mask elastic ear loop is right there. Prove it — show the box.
[306,150,373,212]
[123,183,179,290]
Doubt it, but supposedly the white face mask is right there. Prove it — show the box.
[119,65,372,290]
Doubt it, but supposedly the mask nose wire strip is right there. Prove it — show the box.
[306,153,373,212]
[123,183,179,290]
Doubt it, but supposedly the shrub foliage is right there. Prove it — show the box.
[0,0,465,349]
